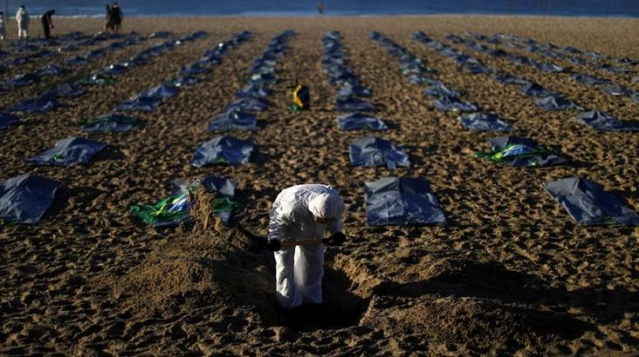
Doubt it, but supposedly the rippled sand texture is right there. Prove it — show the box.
[1,16,638,355]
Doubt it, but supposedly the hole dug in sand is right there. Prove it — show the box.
[280,255,379,331]
[94,226,378,333]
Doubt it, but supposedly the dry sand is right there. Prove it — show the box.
[1,16,638,356]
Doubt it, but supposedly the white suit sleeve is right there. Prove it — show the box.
[326,201,345,234]
[267,199,292,241]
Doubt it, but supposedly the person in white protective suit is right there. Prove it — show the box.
[266,184,346,309]
[15,5,29,39]
[0,12,6,40]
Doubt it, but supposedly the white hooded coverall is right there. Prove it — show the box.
[16,8,29,39]
[268,184,344,309]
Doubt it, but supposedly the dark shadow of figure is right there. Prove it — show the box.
[213,227,368,331]
[182,226,368,334]
[279,266,369,331]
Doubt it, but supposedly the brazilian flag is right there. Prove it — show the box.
[291,84,310,111]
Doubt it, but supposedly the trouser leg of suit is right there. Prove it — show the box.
[295,244,325,305]
[274,246,302,309]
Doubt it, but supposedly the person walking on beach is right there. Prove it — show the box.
[104,4,113,32]
[109,2,123,33]
[15,5,29,39]
[266,184,346,309]
[317,1,325,14]
[0,12,6,40]
[41,9,55,39]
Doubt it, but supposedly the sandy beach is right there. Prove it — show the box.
[1,16,638,355]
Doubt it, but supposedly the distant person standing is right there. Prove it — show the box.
[110,2,123,33]
[0,12,6,40]
[41,9,55,39]
[317,1,325,14]
[15,5,29,39]
[105,4,113,32]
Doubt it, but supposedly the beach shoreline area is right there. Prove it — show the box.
[4,16,635,57]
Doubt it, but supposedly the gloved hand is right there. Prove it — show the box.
[325,232,346,246]
[265,239,281,251]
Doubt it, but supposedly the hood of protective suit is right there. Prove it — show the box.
[308,193,340,220]
[268,184,345,242]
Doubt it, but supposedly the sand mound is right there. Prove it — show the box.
[95,227,279,321]
[368,295,590,346]
[361,259,594,354]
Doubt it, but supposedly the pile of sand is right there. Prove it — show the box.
[95,226,277,318]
